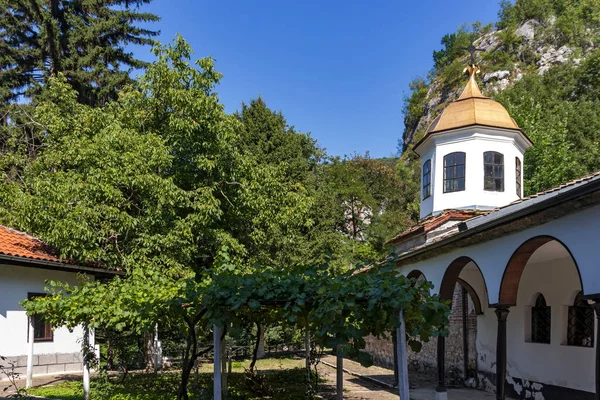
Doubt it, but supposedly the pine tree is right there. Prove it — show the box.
[0,0,159,105]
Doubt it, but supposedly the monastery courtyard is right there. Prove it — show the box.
[318,356,500,400]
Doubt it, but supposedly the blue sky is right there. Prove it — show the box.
[134,0,503,158]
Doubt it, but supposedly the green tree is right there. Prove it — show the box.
[432,24,482,70]
[235,96,320,184]
[0,37,327,398]
[0,0,158,105]
[495,54,600,194]
[324,154,414,263]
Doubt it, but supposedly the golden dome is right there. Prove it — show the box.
[427,65,521,134]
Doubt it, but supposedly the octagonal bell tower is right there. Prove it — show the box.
[415,65,533,220]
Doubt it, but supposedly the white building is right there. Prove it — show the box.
[0,225,116,380]
[374,65,600,400]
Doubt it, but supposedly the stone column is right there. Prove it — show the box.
[462,287,469,381]
[494,306,510,400]
[436,332,447,400]
[592,303,600,400]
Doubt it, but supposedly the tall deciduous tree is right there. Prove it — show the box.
[233,97,335,270]
[0,0,158,105]
[324,154,414,263]
[0,37,324,397]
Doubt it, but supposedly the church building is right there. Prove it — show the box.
[374,63,600,400]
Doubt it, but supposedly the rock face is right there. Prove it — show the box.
[537,45,573,75]
[401,18,596,151]
[514,19,539,41]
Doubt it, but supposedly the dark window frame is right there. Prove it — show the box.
[516,157,522,198]
[567,292,594,348]
[27,293,53,343]
[443,152,466,193]
[531,294,551,344]
[422,159,431,199]
[484,151,504,192]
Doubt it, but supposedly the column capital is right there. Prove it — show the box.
[591,302,600,318]
[494,305,510,321]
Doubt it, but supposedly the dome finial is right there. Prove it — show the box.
[458,64,484,100]
[457,40,486,100]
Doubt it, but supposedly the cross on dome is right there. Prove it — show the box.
[461,42,486,66]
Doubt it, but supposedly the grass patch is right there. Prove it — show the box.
[28,356,327,400]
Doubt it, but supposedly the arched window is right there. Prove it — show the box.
[443,152,465,193]
[422,160,431,199]
[531,294,551,344]
[484,151,504,192]
[515,157,522,198]
[567,292,594,347]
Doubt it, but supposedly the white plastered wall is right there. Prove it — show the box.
[398,203,600,304]
[397,203,600,393]
[475,251,594,393]
[0,264,92,357]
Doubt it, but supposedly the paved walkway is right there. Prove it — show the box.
[319,355,498,400]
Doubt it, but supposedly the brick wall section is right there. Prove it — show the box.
[0,352,82,379]
[365,283,477,382]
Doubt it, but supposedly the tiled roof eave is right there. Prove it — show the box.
[0,253,122,276]
[393,170,600,265]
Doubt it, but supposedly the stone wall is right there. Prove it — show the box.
[364,283,477,383]
[0,352,82,380]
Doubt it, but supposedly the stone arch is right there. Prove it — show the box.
[407,269,426,281]
[439,256,488,307]
[498,235,583,306]
[457,278,483,315]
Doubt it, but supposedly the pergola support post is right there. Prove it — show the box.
[494,306,510,400]
[221,333,228,400]
[26,316,34,389]
[214,325,222,400]
[336,345,343,400]
[305,322,311,378]
[396,309,409,400]
[82,325,91,400]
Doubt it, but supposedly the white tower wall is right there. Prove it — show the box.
[418,126,528,219]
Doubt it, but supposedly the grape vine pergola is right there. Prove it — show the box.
[23,258,448,400]
[201,259,448,400]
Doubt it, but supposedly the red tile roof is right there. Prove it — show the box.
[0,225,63,263]
[386,209,490,245]
[0,225,119,275]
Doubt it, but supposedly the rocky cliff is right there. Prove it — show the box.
[402,15,598,151]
